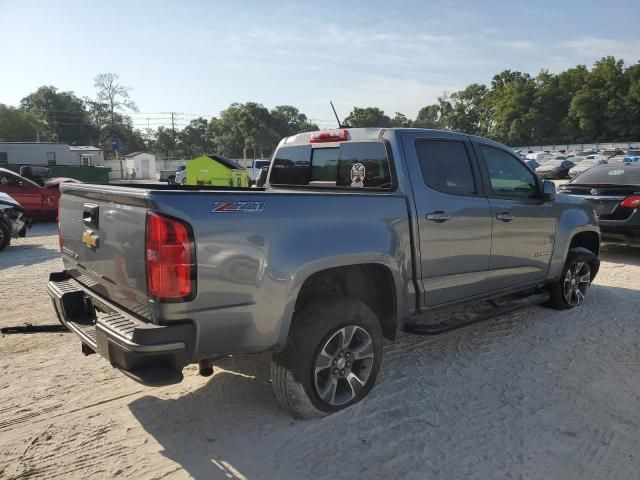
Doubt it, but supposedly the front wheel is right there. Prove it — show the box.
[271,297,383,419]
[167,175,176,185]
[544,247,598,310]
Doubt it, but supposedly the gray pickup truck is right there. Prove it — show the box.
[49,128,600,418]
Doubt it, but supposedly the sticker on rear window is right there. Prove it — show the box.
[608,170,624,176]
[350,163,365,187]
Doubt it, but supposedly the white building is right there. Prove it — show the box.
[125,151,156,179]
[69,146,104,166]
[0,142,72,166]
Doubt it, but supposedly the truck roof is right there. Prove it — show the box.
[280,127,507,151]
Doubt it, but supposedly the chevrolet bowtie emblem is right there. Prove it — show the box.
[82,230,99,248]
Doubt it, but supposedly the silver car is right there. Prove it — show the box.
[568,158,607,178]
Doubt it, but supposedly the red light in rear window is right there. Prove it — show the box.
[146,211,196,301]
[309,129,350,143]
[620,196,640,208]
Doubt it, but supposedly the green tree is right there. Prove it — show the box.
[344,107,392,127]
[20,86,98,144]
[413,104,441,128]
[391,112,412,127]
[569,57,629,142]
[624,62,640,139]
[177,117,212,158]
[270,105,318,137]
[0,104,51,141]
[442,84,488,135]
[209,103,278,158]
[154,126,178,158]
[486,71,536,144]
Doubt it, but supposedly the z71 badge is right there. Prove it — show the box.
[211,201,266,213]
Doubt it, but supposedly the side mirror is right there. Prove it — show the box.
[541,179,555,202]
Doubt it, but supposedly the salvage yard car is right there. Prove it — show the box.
[559,163,640,246]
[49,128,601,418]
[568,157,607,178]
[535,158,576,179]
[0,192,30,251]
[0,167,61,219]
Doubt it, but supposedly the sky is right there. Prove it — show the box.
[1,0,639,130]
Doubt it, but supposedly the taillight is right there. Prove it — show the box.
[620,196,640,209]
[145,211,196,301]
[309,129,349,143]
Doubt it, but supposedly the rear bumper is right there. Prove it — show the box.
[48,271,195,386]
[599,215,640,246]
[600,226,640,246]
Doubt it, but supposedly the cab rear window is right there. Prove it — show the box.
[270,142,392,189]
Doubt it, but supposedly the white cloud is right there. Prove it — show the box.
[560,37,640,63]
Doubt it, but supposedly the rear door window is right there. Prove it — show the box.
[414,140,477,196]
[270,142,392,189]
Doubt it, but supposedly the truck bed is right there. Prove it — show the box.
[58,182,414,357]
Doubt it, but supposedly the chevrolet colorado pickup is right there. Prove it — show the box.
[49,128,600,418]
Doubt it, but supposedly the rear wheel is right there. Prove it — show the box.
[544,247,598,310]
[0,221,11,251]
[271,297,383,419]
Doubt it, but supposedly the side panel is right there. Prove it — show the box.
[147,191,413,359]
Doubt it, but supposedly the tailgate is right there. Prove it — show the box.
[58,184,152,319]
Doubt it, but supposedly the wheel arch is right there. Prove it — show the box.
[279,261,401,346]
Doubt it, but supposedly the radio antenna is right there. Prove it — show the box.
[330,101,345,128]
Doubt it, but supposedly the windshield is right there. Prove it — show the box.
[254,160,270,169]
[270,141,392,189]
[627,150,640,156]
[572,166,640,184]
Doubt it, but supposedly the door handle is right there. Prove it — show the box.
[426,211,451,223]
[496,212,514,222]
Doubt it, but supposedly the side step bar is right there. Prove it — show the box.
[404,291,550,336]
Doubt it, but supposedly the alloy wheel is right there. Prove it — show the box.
[313,325,375,406]
[563,261,591,306]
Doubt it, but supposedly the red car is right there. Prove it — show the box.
[0,167,61,219]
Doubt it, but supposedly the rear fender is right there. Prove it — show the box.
[548,205,600,281]
[276,255,404,348]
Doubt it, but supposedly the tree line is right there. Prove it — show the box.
[0,57,638,160]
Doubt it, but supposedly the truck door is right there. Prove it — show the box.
[475,144,556,290]
[401,132,493,307]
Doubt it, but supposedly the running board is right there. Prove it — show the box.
[404,291,550,336]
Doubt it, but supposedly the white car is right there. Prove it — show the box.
[175,166,187,185]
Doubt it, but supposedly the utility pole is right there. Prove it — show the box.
[171,112,176,135]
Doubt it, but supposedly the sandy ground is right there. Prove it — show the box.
[1,223,639,480]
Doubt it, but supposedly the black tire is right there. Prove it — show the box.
[543,247,598,310]
[167,175,176,185]
[271,297,383,419]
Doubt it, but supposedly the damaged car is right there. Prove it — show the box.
[0,192,31,251]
